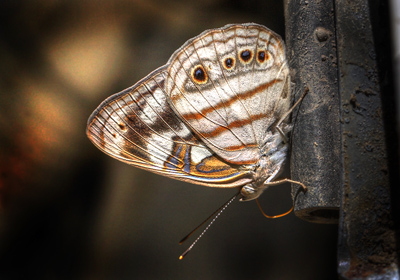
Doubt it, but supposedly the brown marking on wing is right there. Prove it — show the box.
[178,79,281,120]
[200,113,268,139]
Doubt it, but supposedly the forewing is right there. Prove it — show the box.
[86,67,251,188]
[165,23,291,165]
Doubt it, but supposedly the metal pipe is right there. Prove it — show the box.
[285,0,400,278]
[335,0,400,278]
[284,0,341,223]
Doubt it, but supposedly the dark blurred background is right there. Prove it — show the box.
[0,1,337,279]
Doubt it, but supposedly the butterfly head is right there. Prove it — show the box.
[239,183,268,201]
[239,150,287,202]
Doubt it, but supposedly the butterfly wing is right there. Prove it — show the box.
[86,66,252,188]
[165,23,291,165]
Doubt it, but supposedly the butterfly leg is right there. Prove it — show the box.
[275,86,309,142]
[264,178,308,192]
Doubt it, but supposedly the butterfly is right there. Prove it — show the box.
[86,22,306,207]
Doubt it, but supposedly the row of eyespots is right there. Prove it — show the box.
[234,49,271,67]
[190,49,271,84]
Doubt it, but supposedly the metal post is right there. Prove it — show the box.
[335,0,400,278]
[285,0,400,278]
[284,0,341,223]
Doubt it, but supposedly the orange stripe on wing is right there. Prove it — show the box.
[200,113,268,140]
[180,79,281,121]
[224,143,258,151]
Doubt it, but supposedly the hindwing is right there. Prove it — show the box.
[86,66,252,187]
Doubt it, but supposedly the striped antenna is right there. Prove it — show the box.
[179,193,239,260]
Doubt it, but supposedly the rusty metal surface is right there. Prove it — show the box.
[284,0,341,223]
[335,0,400,279]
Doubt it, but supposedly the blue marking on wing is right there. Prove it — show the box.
[165,145,183,169]
[184,146,191,173]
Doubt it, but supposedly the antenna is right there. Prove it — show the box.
[179,193,239,260]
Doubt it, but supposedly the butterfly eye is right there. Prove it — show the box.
[191,65,208,84]
[257,50,271,64]
[239,49,253,64]
[223,57,235,69]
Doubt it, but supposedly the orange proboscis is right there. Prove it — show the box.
[255,198,294,219]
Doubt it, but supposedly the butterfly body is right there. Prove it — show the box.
[87,23,292,202]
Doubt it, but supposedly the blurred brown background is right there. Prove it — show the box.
[0,1,337,279]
